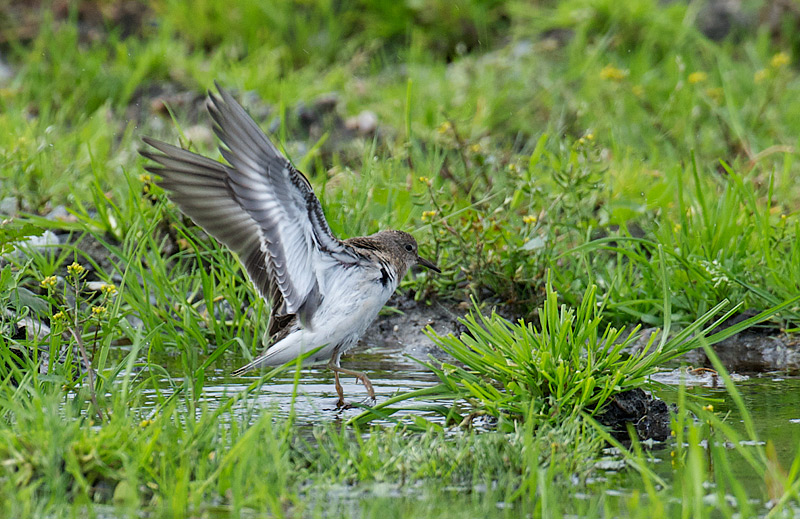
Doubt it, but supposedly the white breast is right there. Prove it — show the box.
[255,262,397,366]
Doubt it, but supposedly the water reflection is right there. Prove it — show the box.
[136,336,440,426]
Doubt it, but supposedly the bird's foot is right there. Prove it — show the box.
[335,399,353,410]
[323,399,349,411]
[329,396,376,411]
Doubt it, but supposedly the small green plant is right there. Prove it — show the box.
[33,261,120,421]
[0,219,45,256]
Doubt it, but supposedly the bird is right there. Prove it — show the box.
[140,84,440,408]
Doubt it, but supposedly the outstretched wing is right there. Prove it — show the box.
[140,137,285,322]
[140,84,364,329]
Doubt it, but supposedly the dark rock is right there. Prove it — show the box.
[696,0,750,41]
[596,388,673,442]
[700,332,800,373]
[710,309,782,335]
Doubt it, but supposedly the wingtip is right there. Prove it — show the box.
[208,81,223,104]
[141,135,160,148]
[138,136,183,157]
[138,137,163,160]
[231,361,255,377]
[206,84,227,120]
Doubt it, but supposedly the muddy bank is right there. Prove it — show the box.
[371,295,468,363]
[635,323,800,375]
[679,330,800,374]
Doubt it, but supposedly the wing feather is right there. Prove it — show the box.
[141,138,293,333]
[140,84,366,332]
[206,85,363,323]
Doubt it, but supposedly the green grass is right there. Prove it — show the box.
[2,0,800,516]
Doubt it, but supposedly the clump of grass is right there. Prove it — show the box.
[354,275,799,430]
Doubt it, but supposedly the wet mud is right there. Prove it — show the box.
[636,319,800,374]
[373,295,467,362]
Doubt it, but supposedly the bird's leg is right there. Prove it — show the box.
[333,370,345,408]
[334,366,375,400]
[326,360,375,406]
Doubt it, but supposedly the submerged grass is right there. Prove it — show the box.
[2,0,800,517]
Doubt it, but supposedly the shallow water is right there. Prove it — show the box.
[669,377,800,462]
[137,331,800,443]
[137,336,442,425]
[130,329,800,513]
[587,376,800,507]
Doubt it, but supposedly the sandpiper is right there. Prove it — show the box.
[140,84,439,407]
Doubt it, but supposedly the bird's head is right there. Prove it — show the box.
[380,230,440,276]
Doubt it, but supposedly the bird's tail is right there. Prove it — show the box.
[231,339,329,377]
[231,356,269,377]
[231,339,300,376]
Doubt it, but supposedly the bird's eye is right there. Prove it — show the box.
[405,244,414,252]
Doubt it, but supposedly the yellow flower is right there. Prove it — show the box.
[52,311,65,321]
[702,404,714,412]
[139,419,152,428]
[585,133,595,141]
[91,306,107,316]
[507,163,519,173]
[522,215,537,224]
[421,210,437,223]
[40,276,57,289]
[138,173,152,184]
[688,71,708,84]
[770,52,790,69]
[600,65,628,81]
[469,143,481,153]
[754,69,769,83]
[101,284,117,295]
[67,262,85,277]
[437,121,452,134]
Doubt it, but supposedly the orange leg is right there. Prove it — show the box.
[327,360,375,408]
[333,370,345,408]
